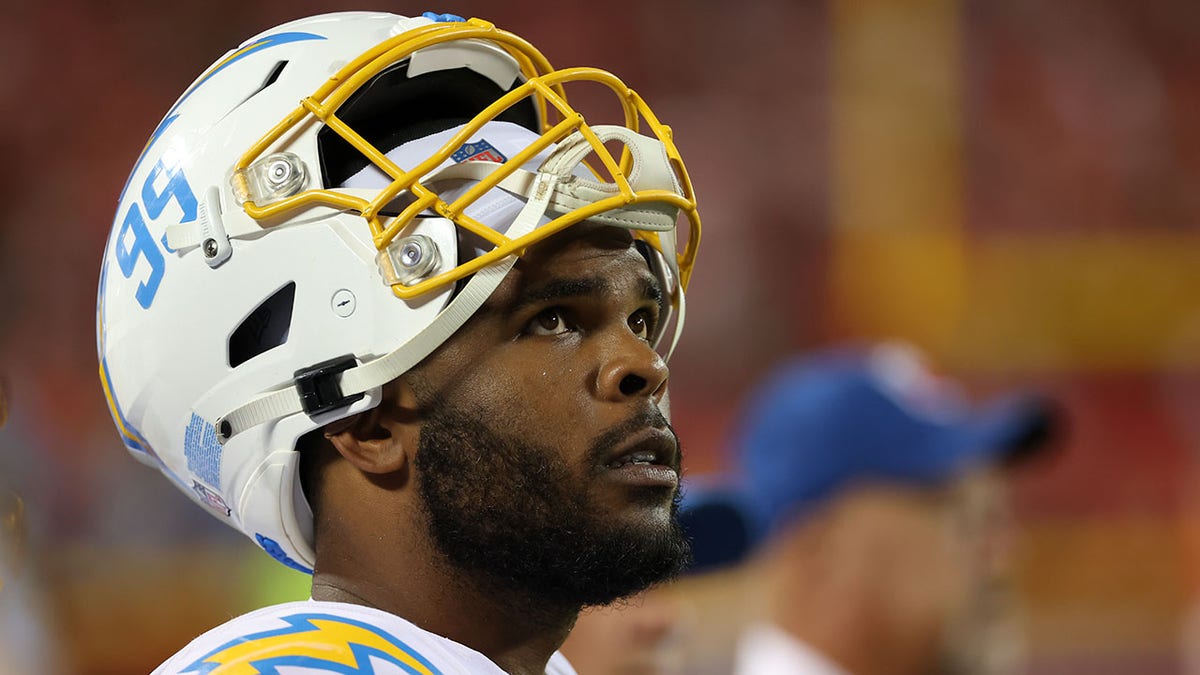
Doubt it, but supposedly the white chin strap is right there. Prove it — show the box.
[213,125,686,443]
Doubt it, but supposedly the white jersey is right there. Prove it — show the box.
[152,599,579,675]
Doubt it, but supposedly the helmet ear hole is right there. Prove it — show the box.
[229,281,297,368]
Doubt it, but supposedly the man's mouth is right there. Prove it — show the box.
[607,450,661,469]
[602,429,679,488]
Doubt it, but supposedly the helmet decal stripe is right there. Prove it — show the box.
[96,258,154,457]
[99,358,149,454]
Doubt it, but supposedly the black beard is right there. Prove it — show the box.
[414,403,690,613]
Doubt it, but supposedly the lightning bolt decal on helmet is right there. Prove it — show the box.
[96,11,701,572]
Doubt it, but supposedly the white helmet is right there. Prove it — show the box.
[97,11,701,572]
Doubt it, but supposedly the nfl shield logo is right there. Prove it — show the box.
[452,139,508,164]
[192,480,232,516]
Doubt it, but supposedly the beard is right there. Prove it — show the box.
[414,402,690,612]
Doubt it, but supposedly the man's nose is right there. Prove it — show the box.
[594,330,669,403]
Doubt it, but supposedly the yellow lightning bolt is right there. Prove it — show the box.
[197,616,440,675]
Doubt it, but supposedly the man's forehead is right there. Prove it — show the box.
[490,226,657,304]
[523,222,637,261]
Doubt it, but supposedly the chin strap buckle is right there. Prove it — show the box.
[294,355,364,416]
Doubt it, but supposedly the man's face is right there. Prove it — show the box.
[407,224,690,610]
[830,471,1018,675]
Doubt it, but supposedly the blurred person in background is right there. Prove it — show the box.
[560,589,687,675]
[678,342,1060,675]
[560,342,1059,675]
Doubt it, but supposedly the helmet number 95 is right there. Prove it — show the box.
[113,159,198,309]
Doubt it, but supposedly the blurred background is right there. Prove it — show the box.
[1,0,1199,673]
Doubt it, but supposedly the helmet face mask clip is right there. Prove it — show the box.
[98,12,702,573]
[232,152,308,206]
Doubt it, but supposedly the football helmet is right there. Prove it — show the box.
[96,11,701,571]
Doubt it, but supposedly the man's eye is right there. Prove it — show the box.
[629,309,655,340]
[528,308,570,336]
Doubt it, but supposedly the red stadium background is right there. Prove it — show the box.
[2,1,1199,672]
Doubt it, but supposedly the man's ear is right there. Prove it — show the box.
[323,380,417,475]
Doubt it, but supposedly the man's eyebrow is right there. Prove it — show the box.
[510,275,662,314]
[639,275,663,305]
[511,278,611,314]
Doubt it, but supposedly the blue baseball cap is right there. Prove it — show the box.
[679,342,1057,573]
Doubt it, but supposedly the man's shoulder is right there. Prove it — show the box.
[151,600,504,675]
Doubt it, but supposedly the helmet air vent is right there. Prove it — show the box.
[219,62,291,126]
[261,60,288,90]
[232,61,289,110]
[228,282,296,368]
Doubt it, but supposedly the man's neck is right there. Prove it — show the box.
[311,537,577,675]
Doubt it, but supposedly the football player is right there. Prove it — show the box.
[97,11,701,675]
